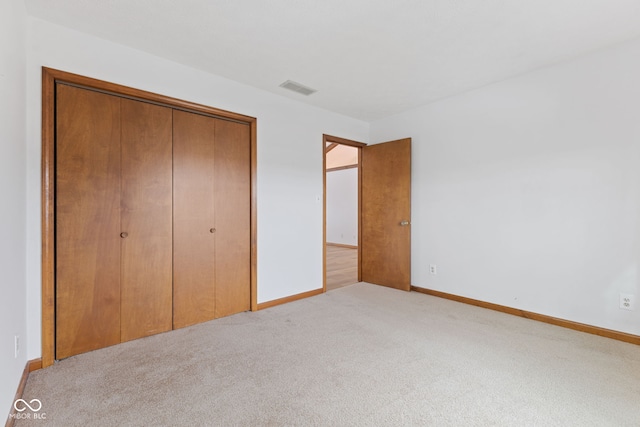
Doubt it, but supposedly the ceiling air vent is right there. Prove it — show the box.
[279,80,317,96]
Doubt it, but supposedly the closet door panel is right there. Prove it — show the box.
[55,85,122,359]
[214,119,251,318]
[120,99,173,342]
[173,110,216,328]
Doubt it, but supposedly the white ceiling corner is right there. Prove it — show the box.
[24,0,640,121]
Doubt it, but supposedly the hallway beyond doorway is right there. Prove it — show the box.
[326,245,358,291]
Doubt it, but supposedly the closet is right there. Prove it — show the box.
[54,82,251,360]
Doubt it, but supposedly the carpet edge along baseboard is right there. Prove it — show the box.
[257,288,324,310]
[411,286,640,346]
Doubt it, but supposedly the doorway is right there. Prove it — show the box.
[323,135,366,291]
[323,135,412,293]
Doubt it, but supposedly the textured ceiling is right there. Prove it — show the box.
[24,0,640,121]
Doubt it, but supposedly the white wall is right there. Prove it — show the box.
[0,0,28,420]
[326,168,358,246]
[25,18,369,359]
[371,37,640,335]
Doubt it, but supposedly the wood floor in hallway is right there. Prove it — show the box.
[326,244,358,291]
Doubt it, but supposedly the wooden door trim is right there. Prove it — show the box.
[41,67,258,367]
[41,69,55,368]
[324,134,367,148]
[322,134,366,292]
[43,69,254,123]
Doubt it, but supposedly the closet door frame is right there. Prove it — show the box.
[41,67,258,368]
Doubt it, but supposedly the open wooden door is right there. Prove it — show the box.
[361,138,411,291]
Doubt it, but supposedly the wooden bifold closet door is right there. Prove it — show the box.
[56,85,122,359]
[55,83,250,360]
[56,85,173,358]
[173,111,251,328]
[119,99,173,342]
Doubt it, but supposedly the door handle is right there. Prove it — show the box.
[120,232,128,238]
[399,221,410,226]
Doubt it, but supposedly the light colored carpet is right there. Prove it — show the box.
[16,283,640,426]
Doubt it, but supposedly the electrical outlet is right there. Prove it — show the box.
[14,335,19,358]
[620,293,636,311]
[429,264,437,275]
